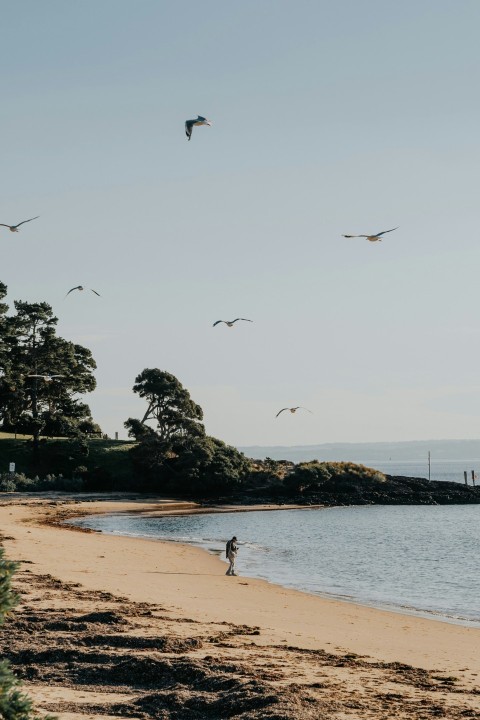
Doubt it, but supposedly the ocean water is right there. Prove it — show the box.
[364,459,479,484]
[71,505,480,626]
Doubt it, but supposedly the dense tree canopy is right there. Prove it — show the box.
[125,369,250,495]
[0,283,99,451]
[125,368,204,442]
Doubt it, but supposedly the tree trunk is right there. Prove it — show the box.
[31,376,40,458]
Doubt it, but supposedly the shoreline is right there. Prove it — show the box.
[67,500,480,631]
[2,494,480,719]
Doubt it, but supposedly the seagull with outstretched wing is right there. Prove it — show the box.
[185,115,212,141]
[213,318,252,328]
[276,406,313,418]
[0,216,39,232]
[27,374,64,383]
[65,286,101,298]
[342,227,398,242]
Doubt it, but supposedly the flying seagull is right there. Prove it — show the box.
[342,227,398,242]
[0,216,39,232]
[185,115,212,141]
[65,286,101,298]
[213,318,253,328]
[27,374,64,383]
[276,407,313,418]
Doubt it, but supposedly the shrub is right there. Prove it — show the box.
[0,472,30,492]
[0,545,54,719]
[286,461,386,494]
[0,471,85,493]
[0,476,17,492]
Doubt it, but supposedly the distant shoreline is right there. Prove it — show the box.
[239,438,480,463]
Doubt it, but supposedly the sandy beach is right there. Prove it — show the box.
[1,495,479,719]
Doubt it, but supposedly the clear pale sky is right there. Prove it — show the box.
[2,1,480,445]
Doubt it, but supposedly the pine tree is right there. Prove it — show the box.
[0,546,36,720]
[125,369,250,494]
[0,283,99,454]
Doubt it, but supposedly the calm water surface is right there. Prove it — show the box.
[370,459,479,484]
[72,505,480,626]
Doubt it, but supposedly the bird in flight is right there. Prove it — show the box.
[0,216,39,232]
[342,227,398,242]
[213,318,253,328]
[65,286,101,297]
[27,374,64,383]
[276,407,313,418]
[185,115,212,141]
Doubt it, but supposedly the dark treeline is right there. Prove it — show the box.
[124,368,251,495]
[0,282,99,449]
[1,283,480,504]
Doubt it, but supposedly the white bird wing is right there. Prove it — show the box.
[0,224,12,228]
[298,407,313,414]
[213,320,225,327]
[276,408,289,418]
[232,318,253,324]
[342,234,367,238]
[90,289,101,296]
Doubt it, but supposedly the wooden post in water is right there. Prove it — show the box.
[464,471,468,485]
[472,470,476,487]
[428,451,431,481]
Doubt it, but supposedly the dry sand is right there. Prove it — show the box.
[1,495,479,719]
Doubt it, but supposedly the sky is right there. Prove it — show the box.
[2,0,480,446]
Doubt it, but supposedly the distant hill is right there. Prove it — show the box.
[238,439,480,463]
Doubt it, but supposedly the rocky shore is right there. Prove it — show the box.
[220,475,480,508]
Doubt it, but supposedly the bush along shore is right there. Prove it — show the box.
[231,475,480,506]
[225,463,480,507]
[1,454,480,506]
[2,364,480,506]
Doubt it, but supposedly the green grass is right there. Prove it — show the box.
[0,432,136,483]
[0,431,35,440]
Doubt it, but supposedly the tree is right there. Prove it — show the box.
[193,436,250,494]
[0,285,98,454]
[125,369,204,443]
[0,283,9,373]
[125,369,250,495]
[0,546,39,720]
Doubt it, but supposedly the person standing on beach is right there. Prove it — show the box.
[225,536,238,576]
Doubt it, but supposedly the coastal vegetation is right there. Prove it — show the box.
[0,545,46,720]
[0,435,134,491]
[124,368,251,494]
[1,283,480,504]
[0,283,99,456]
[1,429,479,505]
